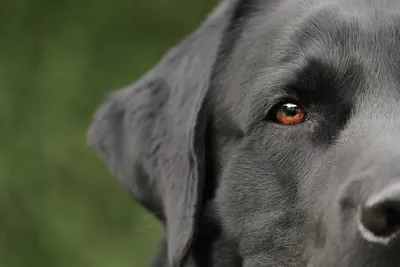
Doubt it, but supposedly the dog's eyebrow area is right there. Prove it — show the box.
[246,56,362,127]
[287,57,364,100]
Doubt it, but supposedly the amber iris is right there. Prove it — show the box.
[275,103,305,125]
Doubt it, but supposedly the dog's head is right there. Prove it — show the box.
[88,0,400,266]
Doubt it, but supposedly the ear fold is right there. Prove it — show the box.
[87,1,240,266]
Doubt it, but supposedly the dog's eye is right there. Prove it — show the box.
[274,103,306,125]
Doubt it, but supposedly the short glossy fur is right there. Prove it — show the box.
[88,0,400,266]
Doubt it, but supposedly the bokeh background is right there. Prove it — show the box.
[0,0,218,266]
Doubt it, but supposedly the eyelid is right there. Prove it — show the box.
[266,94,301,115]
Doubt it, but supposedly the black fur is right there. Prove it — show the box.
[88,0,400,266]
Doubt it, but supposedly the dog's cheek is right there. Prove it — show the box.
[213,128,326,264]
[214,138,306,253]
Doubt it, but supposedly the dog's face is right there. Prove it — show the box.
[88,0,400,266]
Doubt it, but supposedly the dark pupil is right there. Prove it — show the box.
[282,104,299,117]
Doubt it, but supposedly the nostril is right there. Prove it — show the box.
[359,183,400,243]
[360,200,400,237]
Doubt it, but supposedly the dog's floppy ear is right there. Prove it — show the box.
[87,1,240,266]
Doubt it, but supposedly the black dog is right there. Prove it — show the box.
[88,0,400,266]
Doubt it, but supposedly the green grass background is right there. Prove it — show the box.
[0,0,218,266]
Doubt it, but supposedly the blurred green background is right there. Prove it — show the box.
[0,0,218,266]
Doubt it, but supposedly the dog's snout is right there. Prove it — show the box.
[359,183,400,244]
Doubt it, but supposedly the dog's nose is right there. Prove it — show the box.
[359,183,400,244]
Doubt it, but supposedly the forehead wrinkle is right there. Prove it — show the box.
[289,9,400,76]
[226,0,400,84]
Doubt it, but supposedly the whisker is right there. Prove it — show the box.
[133,222,162,233]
